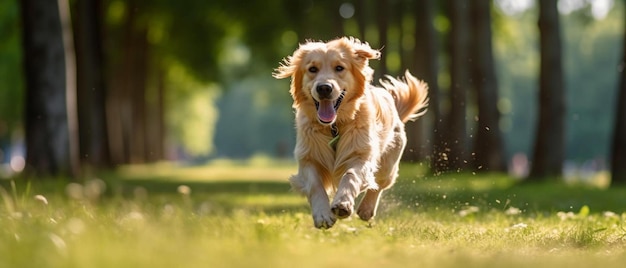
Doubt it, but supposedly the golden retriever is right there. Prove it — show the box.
[273,37,428,228]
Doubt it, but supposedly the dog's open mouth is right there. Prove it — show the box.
[314,91,346,124]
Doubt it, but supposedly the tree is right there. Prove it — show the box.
[444,0,470,171]
[20,0,78,176]
[610,0,626,185]
[470,0,506,172]
[74,0,111,168]
[105,1,151,164]
[403,0,440,163]
[355,0,367,40]
[529,0,566,180]
[0,0,23,157]
[376,0,389,78]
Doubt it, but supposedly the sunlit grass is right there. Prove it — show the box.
[1,160,626,268]
[115,156,296,181]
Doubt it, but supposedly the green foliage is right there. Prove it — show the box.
[2,0,624,165]
[492,5,623,163]
[165,63,220,157]
[0,0,23,140]
[2,162,626,267]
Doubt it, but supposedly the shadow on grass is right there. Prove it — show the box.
[109,178,309,215]
[6,164,625,217]
[110,172,626,218]
[118,179,292,195]
[386,173,626,215]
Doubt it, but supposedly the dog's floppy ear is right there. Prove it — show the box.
[339,37,379,89]
[345,37,380,61]
[354,43,381,61]
[273,50,306,106]
[273,56,296,79]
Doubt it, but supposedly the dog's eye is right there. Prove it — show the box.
[308,66,318,73]
[335,66,344,72]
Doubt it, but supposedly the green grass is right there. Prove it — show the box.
[2,160,626,268]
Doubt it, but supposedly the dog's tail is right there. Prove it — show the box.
[380,70,429,123]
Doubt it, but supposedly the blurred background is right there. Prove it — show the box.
[1,0,625,184]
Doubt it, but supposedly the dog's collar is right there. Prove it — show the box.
[329,123,340,151]
[330,124,339,138]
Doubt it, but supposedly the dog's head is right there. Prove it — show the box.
[273,37,380,125]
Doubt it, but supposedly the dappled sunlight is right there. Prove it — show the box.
[2,0,626,264]
[115,157,297,182]
[1,163,626,267]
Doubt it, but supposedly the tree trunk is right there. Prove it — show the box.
[470,0,506,172]
[331,1,344,38]
[404,0,440,163]
[106,2,149,164]
[612,63,626,185]
[376,0,389,78]
[106,6,135,165]
[74,0,111,169]
[355,0,367,40]
[145,65,166,162]
[129,27,149,163]
[610,0,626,185]
[20,0,77,177]
[529,0,566,181]
[445,0,470,172]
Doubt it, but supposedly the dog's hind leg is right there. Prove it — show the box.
[357,161,398,221]
[356,188,383,221]
[357,127,406,221]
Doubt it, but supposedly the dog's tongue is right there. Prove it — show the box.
[317,100,336,123]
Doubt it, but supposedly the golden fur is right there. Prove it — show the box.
[273,37,428,228]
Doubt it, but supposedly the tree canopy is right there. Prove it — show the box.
[1,0,624,181]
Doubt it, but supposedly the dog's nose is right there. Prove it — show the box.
[316,83,333,99]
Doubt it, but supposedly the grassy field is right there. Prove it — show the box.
[2,159,626,268]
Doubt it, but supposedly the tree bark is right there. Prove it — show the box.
[470,0,506,172]
[445,0,470,172]
[529,0,566,180]
[612,64,626,185]
[106,4,135,165]
[404,0,440,163]
[144,63,165,162]
[74,0,111,168]
[20,0,77,177]
[376,0,389,78]
[106,2,149,164]
[129,27,149,163]
[331,1,344,38]
[355,0,367,40]
[610,0,626,185]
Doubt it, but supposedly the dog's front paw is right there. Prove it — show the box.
[331,200,354,219]
[313,211,336,229]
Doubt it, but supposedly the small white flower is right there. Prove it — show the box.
[603,211,617,218]
[557,211,576,221]
[177,185,191,195]
[459,206,480,217]
[505,207,522,215]
[34,195,48,205]
[511,222,528,229]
